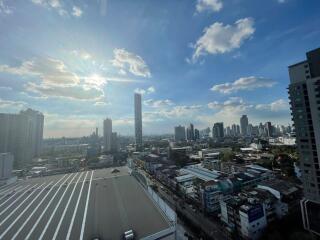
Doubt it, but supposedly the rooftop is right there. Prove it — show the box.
[182,164,221,182]
[0,167,171,240]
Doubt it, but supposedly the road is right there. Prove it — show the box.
[143,171,226,240]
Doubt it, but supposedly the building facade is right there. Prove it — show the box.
[212,122,224,140]
[288,47,320,236]
[240,115,249,137]
[186,123,194,141]
[174,125,186,142]
[0,109,44,167]
[111,132,119,152]
[0,153,13,179]
[103,118,112,152]
[134,93,143,148]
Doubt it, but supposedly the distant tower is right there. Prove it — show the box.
[194,129,200,140]
[212,122,224,139]
[134,93,143,148]
[187,123,195,141]
[240,115,249,136]
[96,127,98,137]
[174,125,186,141]
[103,118,112,152]
[111,132,119,152]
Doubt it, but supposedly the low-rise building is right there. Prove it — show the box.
[257,179,301,215]
[220,196,267,240]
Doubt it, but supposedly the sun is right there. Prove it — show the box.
[85,74,107,88]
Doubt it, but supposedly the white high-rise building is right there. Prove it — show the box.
[288,48,320,236]
[0,153,13,179]
[0,109,44,167]
[103,118,112,152]
[134,93,142,148]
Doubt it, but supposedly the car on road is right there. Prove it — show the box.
[123,229,135,240]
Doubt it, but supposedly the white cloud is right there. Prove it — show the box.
[113,118,134,126]
[44,113,100,138]
[134,86,155,95]
[255,99,289,112]
[25,82,104,101]
[118,69,127,75]
[192,18,255,60]
[0,58,105,101]
[71,50,91,60]
[208,97,288,113]
[147,86,155,93]
[111,48,151,78]
[72,6,82,17]
[0,0,12,14]
[208,97,250,112]
[210,76,277,94]
[0,86,13,91]
[84,74,107,88]
[205,97,290,126]
[153,105,202,119]
[144,99,174,108]
[94,101,109,106]
[0,98,26,109]
[30,0,82,17]
[139,104,202,124]
[196,0,223,13]
[0,58,79,85]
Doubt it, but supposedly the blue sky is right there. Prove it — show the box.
[0,0,319,138]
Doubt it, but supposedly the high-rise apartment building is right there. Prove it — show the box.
[0,109,44,167]
[103,118,112,152]
[240,115,249,136]
[134,93,143,148]
[288,48,320,236]
[174,125,186,142]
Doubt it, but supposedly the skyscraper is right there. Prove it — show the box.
[265,122,273,138]
[134,93,142,148]
[111,132,119,152]
[288,48,320,236]
[212,122,224,139]
[103,118,112,152]
[240,115,249,136]
[174,125,186,142]
[186,123,194,141]
[0,109,44,167]
[194,129,200,140]
[231,124,237,136]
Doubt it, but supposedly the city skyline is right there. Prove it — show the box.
[0,0,320,137]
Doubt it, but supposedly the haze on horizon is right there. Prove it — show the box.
[0,0,319,138]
